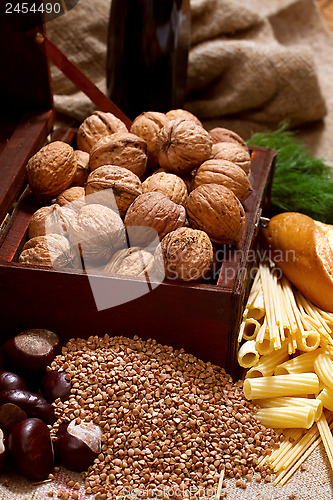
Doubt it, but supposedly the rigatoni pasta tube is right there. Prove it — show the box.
[242,319,261,341]
[253,397,323,421]
[237,340,260,368]
[255,406,315,429]
[246,342,289,378]
[314,353,333,391]
[274,349,322,375]
[317,387,333,412]
[243,373,319,400]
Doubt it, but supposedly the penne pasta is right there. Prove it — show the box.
[243,373,319,400]
[246,342,289,378]
[274,349,322,375]
[313,352,333,391]
[255,406,315,429]
[237,340,260,368]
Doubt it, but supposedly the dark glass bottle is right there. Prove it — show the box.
[106,0,191,120]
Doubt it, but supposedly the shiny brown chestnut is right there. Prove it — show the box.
[0,403,27,434]
[0,389,54,424]
[0,371,28,392]
[0,428,6,472]
[1,329,60,376]
[8,418,54,481]
[40,371,72,403]
[54,420,102,472]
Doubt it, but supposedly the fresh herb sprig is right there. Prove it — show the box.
[247,122,333,223]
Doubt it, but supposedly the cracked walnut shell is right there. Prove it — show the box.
[156,119,213,175]
[104,247,154,277]
[130,111,168,168]
[124,192,186,246]
[211,142,251,176]
[186,184,246,245]
[142,172,188,206]
[26,141,76,200]
[85,165,142,218]
[68,204,126,265]
[76,111,128,153]
[19,234,77,269]
[89,132,147,179]
[155,227,213,282]
[192,159,253,202]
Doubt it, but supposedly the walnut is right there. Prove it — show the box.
[18,234,77,269]
[142,172,188,206]
[56,186,85,206]
[211,142,251,175]
[28,204,73,239]
[89,132,147,179]
[104,247,154,277]
[85,165,142,218]
[155,227,213,281]
[192,159,253,202]
[156,119,213,175]
[186,184,246,245]
[130,111,168,168]
[209,127,247,149]
[68,204,126,265]
[124,192,186,246]
[71,150,90,187]
[76,111,128,153]
[166,109,203,127]
[25,141,76,200]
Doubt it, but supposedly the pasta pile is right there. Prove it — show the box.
[237,260,333,485]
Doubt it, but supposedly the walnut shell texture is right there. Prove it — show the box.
[18,234,77,269]
[186,184,246,245]
[156,227,213,282]
[211,142,251,175]
[89,132,147,179]
[165,109,203,127]
[142,172,188,206]
[209,127,247,148]
[104,247,154,277]
[85,165,142,218]
[69,204,126,265]
[71,150,90,187]
[124,192,186,246]
[28,204,75,239]
[156,119,212,175]
[192,159,253,202]
[130,111,168,168]
[76,111,128,153]
[56,187,85,206]
[26,141,76,200]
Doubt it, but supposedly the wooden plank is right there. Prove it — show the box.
[0,110,54,224]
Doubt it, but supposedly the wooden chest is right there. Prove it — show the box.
[0,8,276,379]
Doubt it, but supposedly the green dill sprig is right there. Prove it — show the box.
[247,122,333,223]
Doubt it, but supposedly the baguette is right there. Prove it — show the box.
[261,212,333,313]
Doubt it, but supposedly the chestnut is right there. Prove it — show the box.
[0,428,6,472]
[40,371,72,403]
[54,420,102,472]
[0,389,54,424]
[8,418,54,481]
[0,403,27,434]
[0,371,27,391]
[1,329,60,376]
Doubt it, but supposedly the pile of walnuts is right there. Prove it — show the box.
[20,109,253,282]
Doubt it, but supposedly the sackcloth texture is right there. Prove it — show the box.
[2,0,333,499]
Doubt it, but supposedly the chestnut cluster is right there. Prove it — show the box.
[0,328,101,482]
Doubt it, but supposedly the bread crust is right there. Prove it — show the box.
[261,212,333,313]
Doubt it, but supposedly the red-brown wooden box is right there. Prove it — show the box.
[0,7,276,379]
